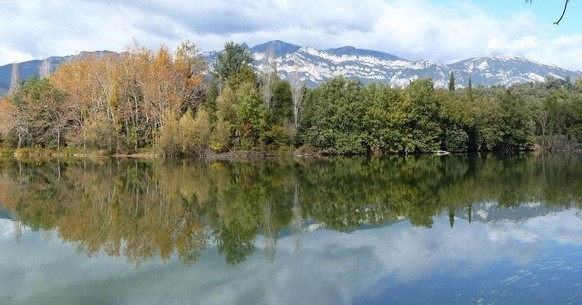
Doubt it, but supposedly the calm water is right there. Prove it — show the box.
[1,154,582,305]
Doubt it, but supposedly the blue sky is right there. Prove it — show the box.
[0,0,580,70]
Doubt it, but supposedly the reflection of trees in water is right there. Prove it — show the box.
[0,154,581,265]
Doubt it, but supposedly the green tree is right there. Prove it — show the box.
[271,80,293,125]
[467,76,473,102]
[362,83,403,154]
[499,90,533,151]
[436,89,473,152]
[300,77,367,154]
[10,77,67,149]
[400,79,441,153]
[233,82,268,148]
[215,42,255,88]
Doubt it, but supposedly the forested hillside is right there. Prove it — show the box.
[1,41,581,156]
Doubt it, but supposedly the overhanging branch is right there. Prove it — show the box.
[525,0,570,25]
[554,0,569,25]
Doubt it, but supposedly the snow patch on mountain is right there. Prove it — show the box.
[2,41,581,95]
[247,41,581,88]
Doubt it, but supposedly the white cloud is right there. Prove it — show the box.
[0,0,581,70]
[1,209,582,304]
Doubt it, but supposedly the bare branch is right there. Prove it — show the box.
[554,0,569,25]
[525,0,570,25]
[8,63,20,96]
[260,47,277,111]
[289,54,304,129]
[39,59,51,79]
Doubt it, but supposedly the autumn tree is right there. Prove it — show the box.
[50,53,119,151]
[49,41,206,153]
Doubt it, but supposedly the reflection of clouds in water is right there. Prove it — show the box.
[1,211,582,305]
[487,210,582,246]
[0,219,14,239]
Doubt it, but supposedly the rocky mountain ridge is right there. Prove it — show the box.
[1,41,580,95]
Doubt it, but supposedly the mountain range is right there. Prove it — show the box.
[1,40,580,96]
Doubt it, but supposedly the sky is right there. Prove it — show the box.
[2,210,582,304]
[0,0,581,70]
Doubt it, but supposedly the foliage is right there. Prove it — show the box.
[214,42,255,88]
[0,40,581,155]
[2,154,582,265]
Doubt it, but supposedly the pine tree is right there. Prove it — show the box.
[448,72,455,91]
[467,76,473,102]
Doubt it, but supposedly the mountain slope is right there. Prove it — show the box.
[0,51,115,96]
[1,42,580,95]
[250,41,580,88]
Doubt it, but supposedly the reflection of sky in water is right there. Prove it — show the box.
[1,210,582,305]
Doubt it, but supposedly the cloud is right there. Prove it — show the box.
[1,209,582,305]
[0,0,581,70]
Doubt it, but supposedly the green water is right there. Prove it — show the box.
[1,154,581,304]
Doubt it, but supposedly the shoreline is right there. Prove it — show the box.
[1,146,555,162]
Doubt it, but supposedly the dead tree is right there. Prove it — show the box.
[39,58,51,79]
[289,55,304,130]
[261,48,277,111]
[8,63,20,96]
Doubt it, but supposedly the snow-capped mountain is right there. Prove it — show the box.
[1,41,580,95]
[249,40,581,88]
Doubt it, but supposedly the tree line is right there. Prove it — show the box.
[1,41,582,156]
[1,154,581,264]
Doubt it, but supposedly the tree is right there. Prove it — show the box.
[289,55,304,130]
[39,59,51,79]
[437,89,473,152]
[300,77,368,154]
[8,63,20,96]
[499,90,533,151]
[234,82,268,148]
[177,108,211,156]
[9,77,67,148]
[467,76,473,102]
[362,83,403,154]
[260,48,277,111]
[271,80,293,125]
[214,42,255,87]
[400,79,441,153]
[448,72,455,91]
[49,53,120,151]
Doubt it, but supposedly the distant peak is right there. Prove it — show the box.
[329,46,356,52]
[324,45,404,61]
[251,40,301,56]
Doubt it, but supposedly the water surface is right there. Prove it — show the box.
[1,154,581,304]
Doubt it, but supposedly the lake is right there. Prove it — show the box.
[1,154,582,305]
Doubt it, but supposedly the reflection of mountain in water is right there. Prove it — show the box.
[0,154,581,265]
[460,201,559,224]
